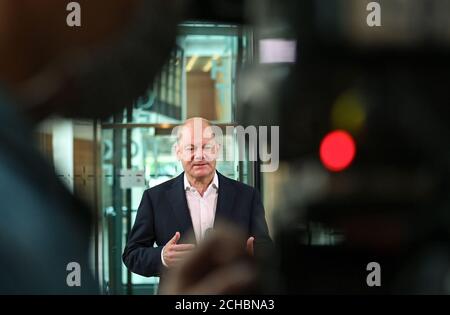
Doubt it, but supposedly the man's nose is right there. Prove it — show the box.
[193,147,204,160]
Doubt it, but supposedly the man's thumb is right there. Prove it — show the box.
[247,236,255,256]
[170,232,180,244]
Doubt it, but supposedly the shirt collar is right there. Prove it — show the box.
[184,171,219,193]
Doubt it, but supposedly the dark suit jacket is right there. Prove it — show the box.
[122,171,271,278]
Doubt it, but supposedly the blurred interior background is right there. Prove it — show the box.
[32,0,450,294]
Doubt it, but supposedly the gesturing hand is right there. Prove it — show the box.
[160,225,256,295]
[162,232,195,268]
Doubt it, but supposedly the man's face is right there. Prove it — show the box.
[176,122,218,180]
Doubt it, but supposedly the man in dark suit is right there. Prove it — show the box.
[122,117,272,278]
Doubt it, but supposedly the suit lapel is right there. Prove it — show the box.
[166,173,195,241]
[214,172,236,227]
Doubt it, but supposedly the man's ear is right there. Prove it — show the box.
[175,143,182,161]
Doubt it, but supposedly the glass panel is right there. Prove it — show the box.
[127,23,241,124]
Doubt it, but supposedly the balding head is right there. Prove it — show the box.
[177,117,212,143]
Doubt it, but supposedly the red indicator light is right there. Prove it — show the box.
[320,130,356,172]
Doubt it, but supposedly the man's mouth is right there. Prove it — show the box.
[193,163,207,167]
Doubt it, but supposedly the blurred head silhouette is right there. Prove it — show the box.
[0,0,183,294]
[0,0,182,121]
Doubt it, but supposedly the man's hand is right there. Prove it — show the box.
[246,236,255,256]
[163,232,195,268]
[160,225,256,295]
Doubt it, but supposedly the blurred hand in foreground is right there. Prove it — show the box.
[160,224,257,295]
